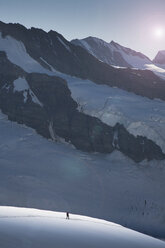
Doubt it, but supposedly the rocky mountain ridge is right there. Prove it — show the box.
[71,37,152,68]
[1,21,165,101]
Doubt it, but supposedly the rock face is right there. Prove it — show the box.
[1,21,165,101]
[113,124,164,162]
[0,52,164,162]
[153,51,165,68]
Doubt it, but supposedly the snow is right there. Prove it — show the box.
[0,32,51,74]
[0,111,165,238]
[13,77,29,92]
[0,206,164,248]
[110,42,165,79]
[114,45,149,67]
[144,64,165,80]
[156,63,165,70]
[110,42,151,69]
[13,77,43,106]
[111,65,127,69]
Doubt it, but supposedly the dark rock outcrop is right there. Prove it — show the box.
[113,124,164,162]
[0,52,164,162]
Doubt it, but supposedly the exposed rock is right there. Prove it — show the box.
[153,51,165,69]
[113,123,165,162]
[153,51,165,65]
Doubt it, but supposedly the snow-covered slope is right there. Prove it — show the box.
[0,111,165,238]
[0,32,50,74]
[0,207,164,248]
[72,37,165,79]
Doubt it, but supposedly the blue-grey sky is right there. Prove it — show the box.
[0,0,165,59]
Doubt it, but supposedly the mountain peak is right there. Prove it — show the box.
[72,36,152,68]
[153,50,165,66]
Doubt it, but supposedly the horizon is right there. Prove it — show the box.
[0,0,165,59]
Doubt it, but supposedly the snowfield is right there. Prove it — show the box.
[0,206,164,248]
[0,111,165,238]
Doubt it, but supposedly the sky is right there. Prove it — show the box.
[0,0,165,59]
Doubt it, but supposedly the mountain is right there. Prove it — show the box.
[0,20,165,240]
[0,20,165,160]
[71,37,152,68]
[0,207,164,248]
[1,21,165,101]
[0,51,164,161]
[153,50,165,69]
[71,37,165,80]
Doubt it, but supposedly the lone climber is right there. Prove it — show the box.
[66,212,69,219]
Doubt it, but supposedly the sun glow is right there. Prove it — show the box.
[154,27,164,38]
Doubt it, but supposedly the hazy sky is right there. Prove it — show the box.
[0,0,165,59]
